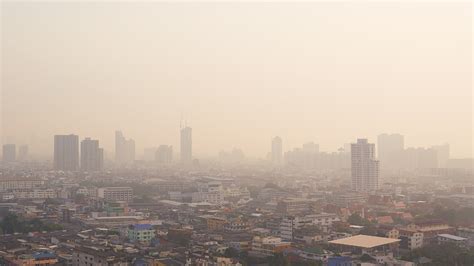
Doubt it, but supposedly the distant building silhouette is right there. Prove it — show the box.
[144,147,158,161]
[81,138,103,171]
[115,131,135,164]
[180,127,192,165]
[377,133,404,169]
[18,145,28,161]
[156,145,173,164]
[271,136,283,166]
[54,135,79,171]
[351,138,379,192]
[431,144,450,168]
[2,144,16,162]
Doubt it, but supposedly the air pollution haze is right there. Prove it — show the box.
[1,1,472,159]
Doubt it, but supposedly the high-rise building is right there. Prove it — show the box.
[18,145,28,161]
[115,131,135,164]
[377,133,404,169]
[81,138,104,171]
[271,136,283,166]
[2,144,16,162]
[54,135,79,171]
[351,139,379,192]
[156,145,173,164]
[180,127,192,165]
[431,144,450,168]
[144,147,158,161]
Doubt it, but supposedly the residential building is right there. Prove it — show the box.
[156,145,173,164]
[54,134,79,171]
[115,131,135,164]
[97,187,133,202]
[127,224,155,243]
[271,136,283,166]
[351,139,379,192]
[2,144,16,162]
[81,138,103,171]
[180,126,192,165]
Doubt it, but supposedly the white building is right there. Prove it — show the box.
[280,213,340,240]
[13,188,57,199]
[351,139,379,192]
[0,179,44,191]
[193,181,225,205]
[97,187,133,202]
[54,134,79,171]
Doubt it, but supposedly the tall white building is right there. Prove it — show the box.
[271,136,283,166]
[180,126,192,165]
[54,135,79,171]
[81,138,103,171]
[351,139,379,192]
[115,131,135,164]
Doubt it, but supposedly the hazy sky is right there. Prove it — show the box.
[1,1,472,158]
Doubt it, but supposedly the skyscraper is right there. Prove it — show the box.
[377,133,404,169]
[115,131,135,164]
[81,138,104,171]
[180,127,192,165]
[54,135,79,171]
[18,145,28,161]
[351,139,379,192]
[431,144,450,168]
[271,136,283,166]
[2,144,16,162]
[156,145,173,164]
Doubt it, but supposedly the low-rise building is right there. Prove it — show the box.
[127,224,155,243]
[437,234,467,248]
[97,187,133,202]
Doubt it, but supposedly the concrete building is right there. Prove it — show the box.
[431,144,450,168]
[180,126,192,165]
[377,133,404,169]
[72,247,130,266]
[54,135,79,171]
[2,144,16,162]
[115,130,135,164]
[271,136,283,166]
[97,187,133,202]
[81,138,103,171]
[276,198,318,215]
[0,178,44,190]
[399,230,424,250]
[127,224,155,243]
[18,145,28,161]
[351,139,379,192]
[156,145,173,164]
[437,234,467,248]
[12,188,57,199]
[193,180,225,205]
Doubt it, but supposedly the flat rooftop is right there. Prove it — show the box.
[329,235,400,249]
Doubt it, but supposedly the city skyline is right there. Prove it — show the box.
[1,2,472,158]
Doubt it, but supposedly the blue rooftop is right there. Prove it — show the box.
[131,224,153,230]
[33,251,56,260]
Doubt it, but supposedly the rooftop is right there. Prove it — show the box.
[438,234,467,241]
[329,235,400,249]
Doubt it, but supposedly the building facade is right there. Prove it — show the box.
[81,138,104,171]
[54,135,79,171]
[351,139,379,192]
